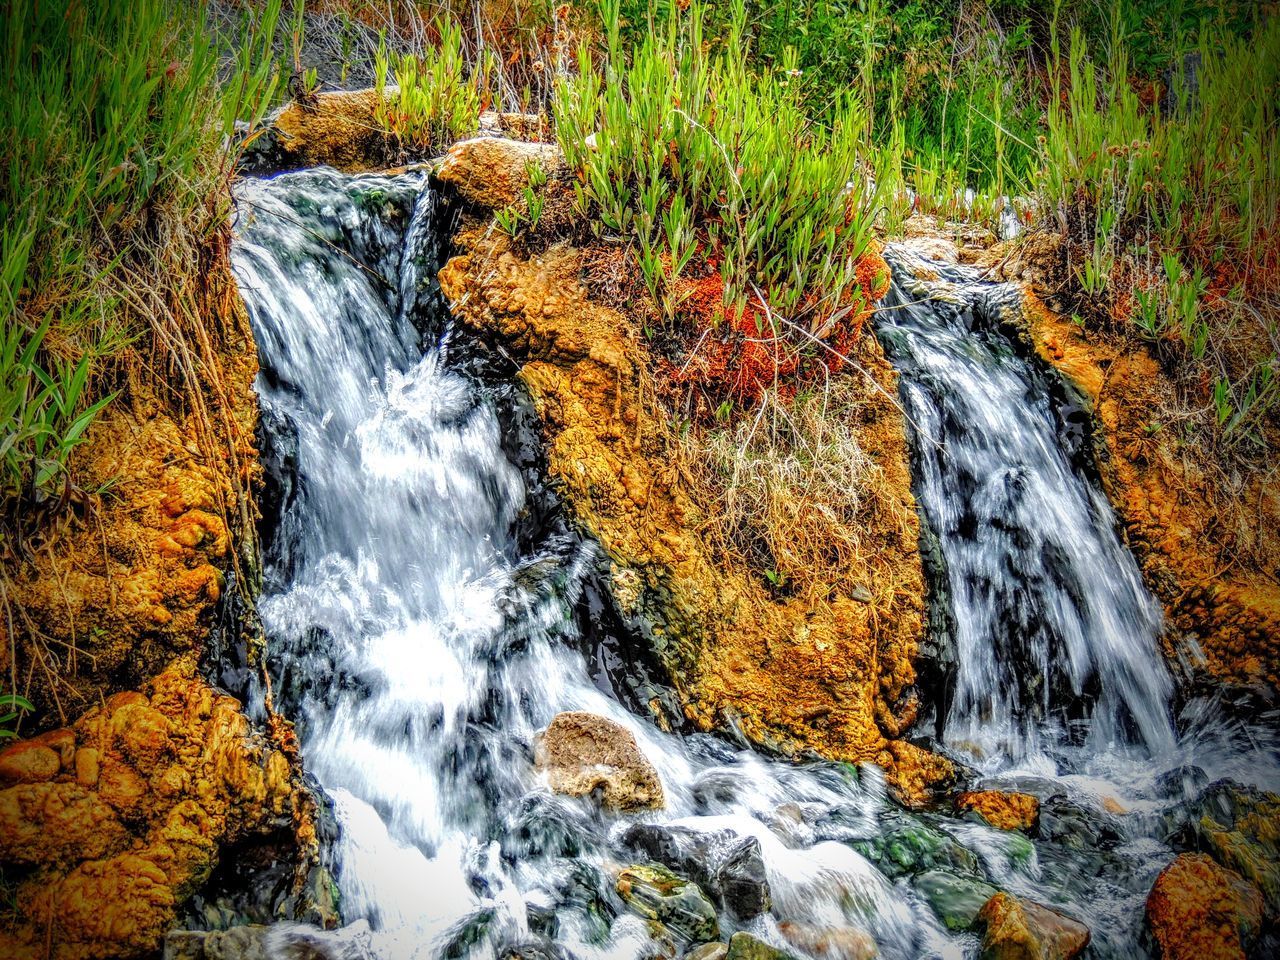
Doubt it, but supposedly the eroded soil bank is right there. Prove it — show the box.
[989,236,1280,701]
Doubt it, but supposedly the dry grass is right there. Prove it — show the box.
[673,362,915,604]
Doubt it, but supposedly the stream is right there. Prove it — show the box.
[228,169,1280,960]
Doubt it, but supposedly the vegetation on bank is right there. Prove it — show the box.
[1,0,282,536]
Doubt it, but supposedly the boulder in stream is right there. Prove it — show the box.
[914,869,999,931]
[616,864,719,944]
[974,892,1089,960]
[534,712,664,810]
[725,932,799,960]
[777,922,877,960]
[955,790,1040,832]
[1145,853,1263,960]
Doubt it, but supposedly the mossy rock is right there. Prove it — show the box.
[914,870,999,931]
[852,814,981,879]
[617,864,719,944]
[725,932,799,960]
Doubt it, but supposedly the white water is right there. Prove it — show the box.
[229,171,1277,960]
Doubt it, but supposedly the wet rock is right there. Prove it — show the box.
[685,944,729,960]
[956,790,1039,831]
[616,864,719,945]
[437,137,562,210]
[777,922,877,960]
[851,812,981,879]
[1034,795,1123,850]
[1154,765,1208,799]
[1146,853,1264,960]
[1172,781,1280,917]
[974,892,1089,960]
[535,712,663,810]
[914,870,999,931]
[618,823,770,919]
[504,792,599,859]
[716,836,771,920]
[726,932,799,960]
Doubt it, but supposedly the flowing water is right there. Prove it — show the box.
[229,170,1279,960]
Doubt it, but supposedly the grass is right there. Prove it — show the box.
[556,0,880,340]
[1034,6,1280,450]
[1,0,282,537]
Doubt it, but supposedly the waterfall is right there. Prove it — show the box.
[876,245,1177,768]
[229,171,1277,960]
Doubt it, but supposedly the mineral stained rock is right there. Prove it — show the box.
[534,711,664,810]
[0,663,300,960]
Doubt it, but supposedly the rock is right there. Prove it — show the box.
[1171,781,1280,918]
[725,932,798,960]
[616,864,719,944]
[716,836,771,920]
[0,664,301,959]
[437,137,562,210]
[618,823,771,920]
[0,741,62,784]
[974,892,1089,960]
[914,870,999,931]
[1154,765,1209,799]
[535,712,663,810]
[777,922,877,960]
[956,790,1040,831]
[850,811,981,879]
[685,944,729,960]
[1145,853,1263,960]
[1035,795,1123,850]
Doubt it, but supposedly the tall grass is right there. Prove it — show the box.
[1035,7,1280,446]
[1,0,281,519]
[556,0,879,331]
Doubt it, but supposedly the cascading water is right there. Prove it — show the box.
[876,245,1177,765]
[229,170,1277,960]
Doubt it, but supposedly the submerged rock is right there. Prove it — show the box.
[619,824,770,920]
[914,870,999,931]
[850,812,981,879]
[956,790,1040,832]
[777,922,877,960]
[685,944,729,960]
[535,711,664,810]
[616,864,719,944]
[1145,853,1263,960]
[974,892,1089,960]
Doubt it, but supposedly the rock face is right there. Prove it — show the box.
[0,664,301,960]
[0,253,259,732]
[974,892,1090,960]
[1146,853,1264,960]
[438,137,947,798]
[534,712,663,810]
[956,790,1040,831]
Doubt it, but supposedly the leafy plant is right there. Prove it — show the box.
[0,694,34,740]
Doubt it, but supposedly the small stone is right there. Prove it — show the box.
[685,944,729,960]
[716,836,771,920]
[975,892,1089,960]
[535,712,663,810]
[914,870,999,931]
[956,790,1040,831]
[1146,853,1263,960]
[725,933,798,960]
[0,742,61,784]
[617,864,719,944]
